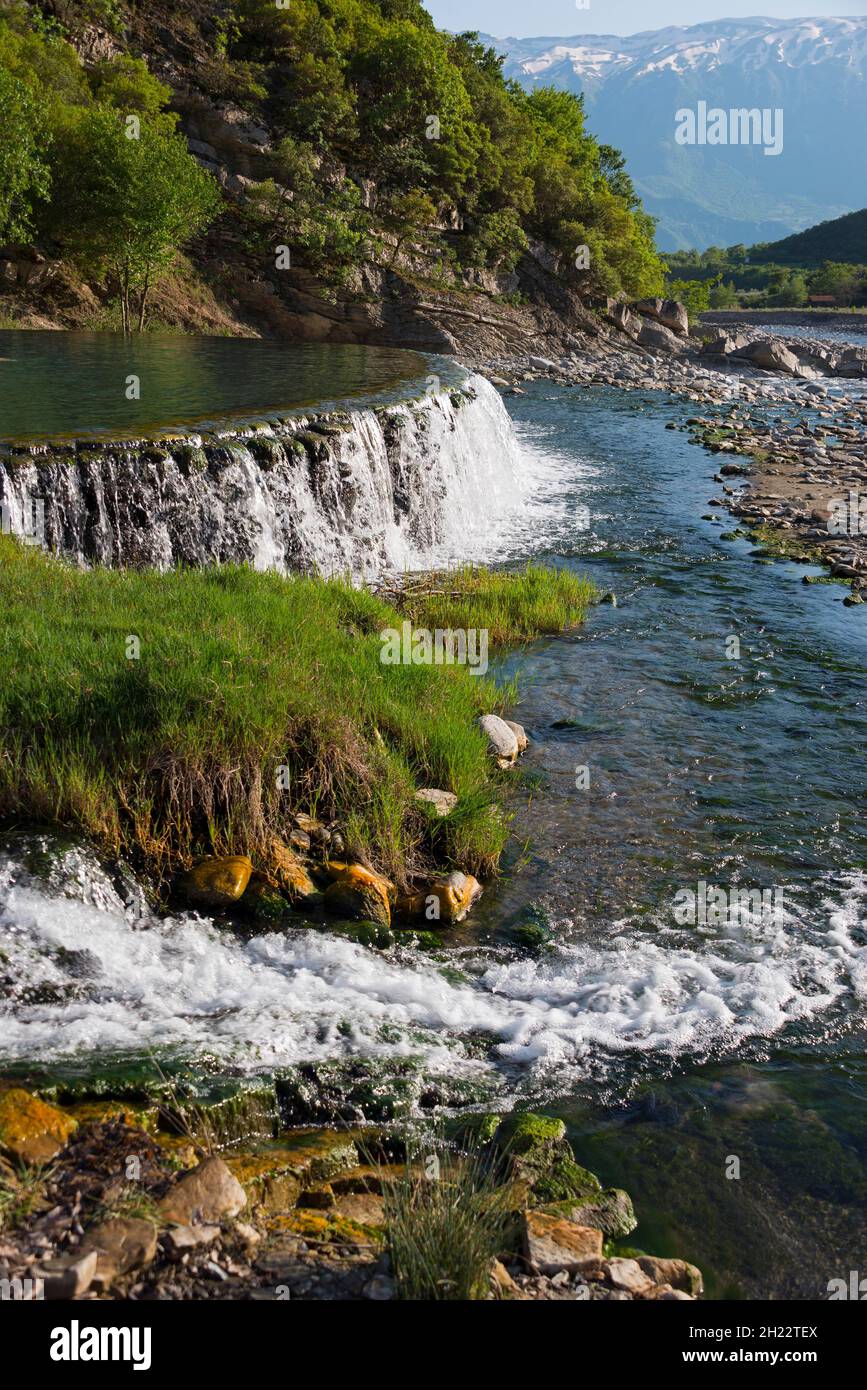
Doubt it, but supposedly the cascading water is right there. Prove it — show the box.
[0,376,527,579]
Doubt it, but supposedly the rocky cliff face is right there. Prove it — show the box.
[0,8,607,362]
[0,376,525,579]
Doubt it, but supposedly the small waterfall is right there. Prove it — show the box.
[0,375,526,579]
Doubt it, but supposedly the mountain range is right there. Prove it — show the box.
[483,17,867,251]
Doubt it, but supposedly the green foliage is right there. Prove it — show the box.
[0,66,51,241]
[247,138,369,285]
[755,207,867,268]
[49,107,221,329]
[665,212,867,308]
[0,10,220,327]
[462,209,528,271]
[87,55,175,121]
[383,1138,513,1300]
[666,275,716,321]
[0,0,665,303]
[381,188,438,263]
[222,2,664,294]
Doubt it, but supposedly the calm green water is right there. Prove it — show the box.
[0,331,439,442]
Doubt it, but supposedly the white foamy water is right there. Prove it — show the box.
[2,845,865,1087]
[0,376,559,581]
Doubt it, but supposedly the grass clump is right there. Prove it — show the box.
[0,1164,50,1232]
[383,1140,512,1300]
[398,563,596,646]
[0,541,594,891]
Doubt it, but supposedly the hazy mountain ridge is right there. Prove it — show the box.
[484,18,867,250]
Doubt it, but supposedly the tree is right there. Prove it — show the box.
[0,67,51,242]
[52,109,221,331]
[382,188,437,263]
[667,275,717,322]
[462,208,528,270]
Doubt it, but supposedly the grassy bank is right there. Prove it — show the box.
[0,539,594,891]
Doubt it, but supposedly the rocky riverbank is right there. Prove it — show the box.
[471,297,867,600]
[0,1088,702,1301]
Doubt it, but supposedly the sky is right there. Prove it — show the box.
[422,1,867,39]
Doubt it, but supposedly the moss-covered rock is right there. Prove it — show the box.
[243,873,290,928]
[264,840,319,904]
[541,1189,637,1239]
[491,1111,603,1205]
[321,920,395,950]
[225,1151,303,1214]
[445,1111,503,1149]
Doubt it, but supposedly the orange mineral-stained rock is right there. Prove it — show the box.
[265,839,318,901]
[428,870,482,924]
[323,864,393,927]
[182,855,252,908]
[0,1088,78,1165]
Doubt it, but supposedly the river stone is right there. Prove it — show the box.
[547,1187,637,1239]
[478,713,520,766]
[428,870,482,923]
[33,1250,99,1299]
[523,1211,603,1274]
[605,1257,655,1295]
[735,339,802,375]
[182,855,252,908]
[634,297,690,336]
[0,1087,77,1164]
[163,1224,221,1259]
[79,1217,159,1291]
[493,1112,601,1204]
[638,1255,704,1296]
[414,788,458,816]
[159,1156,247,1226]
[323,864,392,926]
[637,320,688,355]
[504,720,529,751]
[264,839,318,901]
[331,1192,385,1226]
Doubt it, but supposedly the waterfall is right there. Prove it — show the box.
[0,375,527,579]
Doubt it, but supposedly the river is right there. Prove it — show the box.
[2,337,866,1299]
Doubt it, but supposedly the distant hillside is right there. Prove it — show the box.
[487,18,867,251]
[756,209,867,268]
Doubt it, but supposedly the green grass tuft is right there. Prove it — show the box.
[0,541,594,890]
